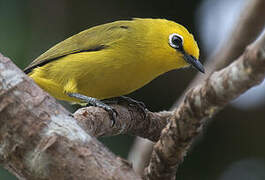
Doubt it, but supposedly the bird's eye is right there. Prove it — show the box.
[169,33,183,50]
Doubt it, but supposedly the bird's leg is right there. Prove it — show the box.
[67,93,117,127]
[103,96,147,118]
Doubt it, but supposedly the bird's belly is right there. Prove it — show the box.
[77,66,153,100]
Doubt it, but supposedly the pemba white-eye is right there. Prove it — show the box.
[24,18,204,124]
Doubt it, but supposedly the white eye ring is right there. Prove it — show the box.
[169,33,184,49]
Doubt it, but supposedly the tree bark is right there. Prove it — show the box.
[74,106,171,142]
[0,54,141,180]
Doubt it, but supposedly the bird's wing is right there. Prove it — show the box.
[24,20,132,74]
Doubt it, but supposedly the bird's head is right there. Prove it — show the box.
[167,23,204,73]
[139,19,204,73]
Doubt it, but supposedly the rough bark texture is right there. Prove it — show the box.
[74,105,171,142]
[0,54,141,180]
[143,31,265,180]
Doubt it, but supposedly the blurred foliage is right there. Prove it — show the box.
[0,0,264,179]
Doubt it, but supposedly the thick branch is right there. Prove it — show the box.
[144,31,265,180]
[0,54,141,180]
[74,104,171,142]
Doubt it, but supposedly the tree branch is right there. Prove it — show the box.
[74,105,172,142]
[0,53,141,180]
[143,30,265,180]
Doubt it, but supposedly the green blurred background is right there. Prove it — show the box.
[1,0,265,179]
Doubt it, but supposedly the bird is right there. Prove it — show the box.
[24,18,204,125]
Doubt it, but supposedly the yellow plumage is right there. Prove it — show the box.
[25,18,202,103]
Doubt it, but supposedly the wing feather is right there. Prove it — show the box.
[24,20,132,73]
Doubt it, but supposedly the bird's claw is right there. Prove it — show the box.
[97,104,118,127]
[116,96,147,119]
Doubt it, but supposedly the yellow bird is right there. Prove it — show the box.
[24,18,204,123]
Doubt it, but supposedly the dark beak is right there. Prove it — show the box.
[183,53,205,73]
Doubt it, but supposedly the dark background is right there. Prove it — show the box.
[0,0,265,179]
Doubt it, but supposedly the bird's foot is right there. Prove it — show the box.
[103,96,147,119]
[68,93,117,127]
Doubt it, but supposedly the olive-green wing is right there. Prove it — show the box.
[24,20,132,74]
